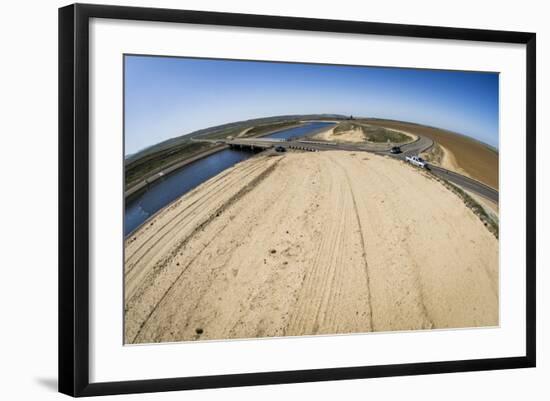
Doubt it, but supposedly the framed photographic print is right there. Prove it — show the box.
[58,3,536,397]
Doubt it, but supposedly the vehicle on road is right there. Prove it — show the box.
[406,155,429,169]
[390,146,402,154]
[275,145,286,153]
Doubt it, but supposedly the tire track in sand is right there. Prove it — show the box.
[349,155,434,331]
[165,156,314,342]
[125,157,268,273]
[126,151,498,342]
[330,154,375,331]
[127,158,282,343]
[124,158,273,301]
[132,155,299,343]
[284,153,373,336]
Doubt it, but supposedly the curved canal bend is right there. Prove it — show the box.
[125,121,335,236]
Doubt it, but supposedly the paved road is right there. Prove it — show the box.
[399,136,434,156]
[219,136,498,203]
[380,138,498,203]
[427,165,498,202]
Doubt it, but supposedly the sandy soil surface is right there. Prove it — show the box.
[439,144,461,173]
[312,127,366,143]
[236,126,253,137]
[312,125,416,145]
[125,151,499,344]
[366,119,499,190]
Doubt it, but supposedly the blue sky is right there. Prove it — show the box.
[124,55,499,155]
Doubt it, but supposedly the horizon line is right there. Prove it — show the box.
[125,114,498,159]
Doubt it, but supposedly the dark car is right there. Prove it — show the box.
[275,146,286,153]
[390,146,402,154]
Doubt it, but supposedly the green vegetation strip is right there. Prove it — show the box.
[125,141,216,190]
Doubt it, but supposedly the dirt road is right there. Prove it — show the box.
[125,151,498,344]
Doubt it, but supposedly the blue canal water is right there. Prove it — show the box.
[124,121,334,236]
[262,121,333,140]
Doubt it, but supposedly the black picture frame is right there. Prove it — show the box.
[59,3,536,397]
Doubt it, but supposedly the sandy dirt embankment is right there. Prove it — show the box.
[312,124,416,146]
[125,151,498,344]
[313,127,366,143]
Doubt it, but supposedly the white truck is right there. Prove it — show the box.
[405,155,428,169]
